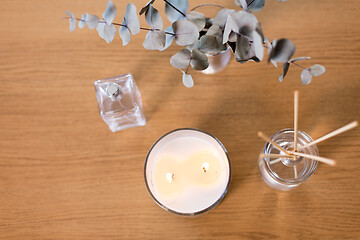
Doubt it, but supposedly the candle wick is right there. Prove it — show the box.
[202,162,209,173]
[166,173,174,183]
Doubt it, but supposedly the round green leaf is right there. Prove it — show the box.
[79,14,86,29]
[165,0,188,23]
[145,4,163,30]
[170,48,191,69]
[186,11,206,31]
[182,72,194,88]
[119,26,131,46]
[301,69,312,85]
[102,0,117,25]
[143,30,166,50]
[309,64,325,77]
[190,49,209,70]
[268,38,296,63]
[123,3,140,35]
[85,14,99,29]
[172,19,199,46]
[96,22,116,43]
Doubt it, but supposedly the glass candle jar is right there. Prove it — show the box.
[144,128,231,216]
[258,129,319,191]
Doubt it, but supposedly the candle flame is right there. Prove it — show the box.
[166,173,174,183]
[202,162,210,172]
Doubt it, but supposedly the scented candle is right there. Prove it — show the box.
[144,129,231,216]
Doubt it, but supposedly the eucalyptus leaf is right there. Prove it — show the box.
[143,30,166,50]
[198,35,219,54]
[160,26,175,51]
[279,74,284,83]
[186,11,206,31]
[182,72,194,88]
[279,62,290,82]
[222,14,236,43]
[206,24,222,39]
[268,38,296,63]
[139,0,155,15]
[301,69,312,85]
[214,9,235,29]
[234,0,248,10]
[283,62,290,78]
[170,48,191,69]
[231,11,258,33]
[223,11,257,44]
[235,49,260,63]
[65,11,76,32]
[79,14,86,29]
[96,22,116,43]
[165,0,189,23]
[119,26,131,46]
[252,31,264,61]
[256,22,264,42]
[236,35,250,59]
[103,0,117,25]
[289,56,311,63]
[186,39,200,51]
[267,40,278,67]
[309,64,325,76]
[242,0,265,13]
[235,44,260,63]
[85,14,99,29]
[190,49,209,70]
[145,4,163,30]
[123,3,140,35]
[173,19,199,46]
[228,31,237,42]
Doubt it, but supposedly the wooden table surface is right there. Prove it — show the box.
[1,0,359,239]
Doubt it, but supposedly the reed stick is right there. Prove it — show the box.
[298,121,358,150]
[294,166,298,178]
[294,90,299,152]
[290,151,336,166]
[259,153,291,159]
[270,158,282,165]
[258,132,291,156]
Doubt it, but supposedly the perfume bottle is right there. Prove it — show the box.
[94,73,146,132]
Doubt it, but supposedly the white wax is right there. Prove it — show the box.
[145,129,231,214]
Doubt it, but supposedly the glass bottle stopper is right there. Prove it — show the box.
[106,83,122,101]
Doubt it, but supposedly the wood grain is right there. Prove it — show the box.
[0,0,359,239]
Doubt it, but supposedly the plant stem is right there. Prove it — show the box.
[291,62,308,70]
[74,18,175,36]
[247,0,256,7]
[163,0,187,17]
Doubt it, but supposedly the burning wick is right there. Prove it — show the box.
[166,173,174,183]
[202,162,210,172]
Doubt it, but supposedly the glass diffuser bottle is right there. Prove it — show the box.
[258,129,319,191]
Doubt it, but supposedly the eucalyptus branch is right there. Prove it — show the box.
[65,0,325,87]
[73,17,175,35]
[163,0,186,17]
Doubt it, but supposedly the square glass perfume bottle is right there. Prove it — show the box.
[94,73,146,132]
